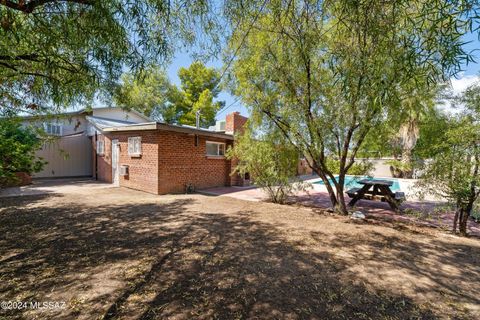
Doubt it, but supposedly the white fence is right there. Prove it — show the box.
[34,134,92,178]
[367,158,394,177]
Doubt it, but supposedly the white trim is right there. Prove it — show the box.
[128,136,142,156]
[111,139,120,187]
[206,141,226,156]
[103,122,158,132]
[43,122,63,136]
[96,140,105,155]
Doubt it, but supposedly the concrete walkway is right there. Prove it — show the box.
[0,178,113,198]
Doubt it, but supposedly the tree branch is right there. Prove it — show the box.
[1,0,94,13]
[0,54,40,61]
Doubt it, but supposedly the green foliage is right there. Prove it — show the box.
[228,0,466,213]
[0,118,45,185]
[1,0,478,117]
[384,159,413,178]
[114,62,224,126]
[227,128,307,204]
[325,158,373,176]
[358,79,439,165]
[114,67,176,122]
[417,83,480,235]
[413,109,450,159]
[171,61,225,127]
[0,0,218,114]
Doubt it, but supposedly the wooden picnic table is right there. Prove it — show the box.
[347,179,405,211]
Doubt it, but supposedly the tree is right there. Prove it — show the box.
[0,0,216,114]
[229,0,467,214]
[113,67,178,123]
[362,80,439,178]
[413,109,451,160]
[417,82,480,236]
[114,62,225,126]
[0,118,45,186]
[227,126,305,204]
[170,61,225,127]
[393,81,438,178]
[417,118,479,236]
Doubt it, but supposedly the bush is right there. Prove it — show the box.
[0,119,46,186]
[227,130,308,204]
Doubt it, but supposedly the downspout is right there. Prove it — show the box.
[94,131,98,180]
[195,110,200,146]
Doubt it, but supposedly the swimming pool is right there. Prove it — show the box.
[313,175,401,192]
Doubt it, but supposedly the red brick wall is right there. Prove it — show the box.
[157,131,233,194]
[225,112,248,185]
[225,112,248,135]
[102,131,160,194]
[95,129,235,194]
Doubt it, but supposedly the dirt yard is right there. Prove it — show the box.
[0,182,479,319]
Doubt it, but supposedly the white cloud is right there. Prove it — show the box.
[449,73,479,95]
[438,73,479,113]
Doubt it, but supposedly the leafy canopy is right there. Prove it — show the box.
[229,0,470,213]
[417,82,480,235]
[114,62,224,126]
[0,0,218,114]
[114,67,176,123]
[171,61,225,127]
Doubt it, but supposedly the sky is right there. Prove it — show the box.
[166,30,480,121]
[166,50,246,121]
[450,30,480,85]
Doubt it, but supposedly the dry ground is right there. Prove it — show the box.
[0,184,479,319]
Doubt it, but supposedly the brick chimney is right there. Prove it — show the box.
[225,112,248,135]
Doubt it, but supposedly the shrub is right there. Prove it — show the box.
[227,129,308,204]
[0,119,46,186]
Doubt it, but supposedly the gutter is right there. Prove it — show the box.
[103,122,235,140]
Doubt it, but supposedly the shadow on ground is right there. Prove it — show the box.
[0,194,475,319]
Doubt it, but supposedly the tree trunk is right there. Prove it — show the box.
[458,199,474,236]
[399,118,419,179]
[312,167,340,211]
[335,191,348,215]
[335,172,348,215]
[453,209,459,233]
[459,208,469,236]
[401,148,414,178]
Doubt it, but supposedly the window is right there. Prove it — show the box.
[128,137,142,156]
[96,140,105,155]
[206,141,225,156]
[43,123,62,136]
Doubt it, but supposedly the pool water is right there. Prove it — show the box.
[314,175,401,192]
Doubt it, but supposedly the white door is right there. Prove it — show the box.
[111,139,120,186]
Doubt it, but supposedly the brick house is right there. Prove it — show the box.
[90,111,248,194]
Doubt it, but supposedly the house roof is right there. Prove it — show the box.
[83,107,151,122]
[98,120,234,140]
[85,116,137,130]
[18,106,151,122]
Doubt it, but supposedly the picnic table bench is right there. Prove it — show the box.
[347,179,405,211]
